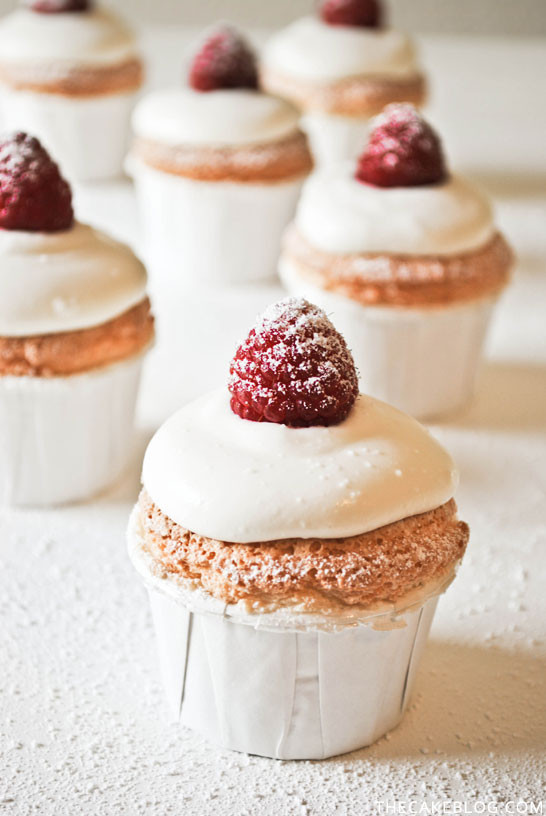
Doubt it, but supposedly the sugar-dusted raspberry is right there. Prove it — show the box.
[189,25,258,92]
[320,0,382,28]
[24,0,90,12]
[356,103,447,188]
[229,298,359,427]
[0,132,74,232]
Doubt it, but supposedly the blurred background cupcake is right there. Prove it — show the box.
[280,104,513,419]
[0,0,143,182]
[261,0,425,165]
[0,132,154,505]
[128,25,312,295]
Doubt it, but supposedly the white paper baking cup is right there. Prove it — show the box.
[0,353,145,506]
[128,507,446,759]
[280,257,498,420]
[300,112,372,165]
[0,86,137,182]
[128,158,304,292]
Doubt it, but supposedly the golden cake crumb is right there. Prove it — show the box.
[132,130,314,183]
[0,297,154,377]
[284,226,513,307]
[260,67,426,116]
[0,57,143,97]
[138,490,469,611]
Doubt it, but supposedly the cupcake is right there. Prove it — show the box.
[261,0,425,164]
[128,298,468,759]
[0,0,143,182]
[128,25,313,290]
[280,105,513,420]
[0,133,154,505]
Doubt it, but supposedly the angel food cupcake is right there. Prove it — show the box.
[280,105,513,419]
[261,0,425,164]
[128,298,468,759]
[128,26,313,289]
[0,0,143,182]
[0,133,154,505]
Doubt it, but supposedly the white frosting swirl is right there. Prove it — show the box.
[262,17,419,83]
[296,165,495,256]
[132,87,301,148]
[0,7,138,68]
[0,222,148,337]
[142,389,457,544]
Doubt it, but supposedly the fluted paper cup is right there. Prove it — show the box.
[0,86,137,182]
[128,507,444,760]
[129,159,304,292]
[301,112,372,165]
[0,353,145,506]
[280,258,497,420]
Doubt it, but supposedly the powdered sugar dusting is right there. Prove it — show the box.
[0,131,73,232]
[189,25,258,92]
[357,103,447,187]
[229,297,359,426]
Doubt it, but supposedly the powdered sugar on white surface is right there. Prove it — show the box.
[0,30,545,815]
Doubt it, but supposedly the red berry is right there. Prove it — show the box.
[229,298,359,428]
[0,133,73,232]
[189,26,258,92]
[356,104,447,188]
[24,0,90,12]
[320,0,382,28]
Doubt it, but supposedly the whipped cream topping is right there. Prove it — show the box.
[0,7,138,68]
[262,16,419,83]
[142,389,457,544]
[0,221,148,337]
[296,165,495,256]
[132,87,301,148]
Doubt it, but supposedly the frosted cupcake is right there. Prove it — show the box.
[0,133,154,505]
[280,105,513,419]
[128,25,313,289]
[0,0,143,182]
[261,0,425,164]
[128,298,468,759]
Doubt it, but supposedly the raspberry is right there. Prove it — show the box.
[320,0,382,28]
[24,0,90,11]
[0,133,73,232]
[189,26,258,92]
[356,104,447,188]
[229,298,359,428]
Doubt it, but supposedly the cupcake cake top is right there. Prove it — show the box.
[0,2,138,68]
[294,104,494,256]
[142,298,457,543]
[132,25,301,149]
[262,0,418,83]
[0,132,147,336]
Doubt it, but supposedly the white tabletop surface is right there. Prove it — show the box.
[1,30,545,816]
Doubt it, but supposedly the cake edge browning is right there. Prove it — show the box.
[0,57,143,97]
[131,130,314,183]
[260,66,427,117]
[283,226,513,307]
[137,489,469,612]
[0,297,154,377]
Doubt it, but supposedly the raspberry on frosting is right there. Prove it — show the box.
[23,0,91,11]
[320,0,382,28]
[356,104,447,188]
[229,297,359,427]
[0,132,74,232]
[189,26,258,92]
